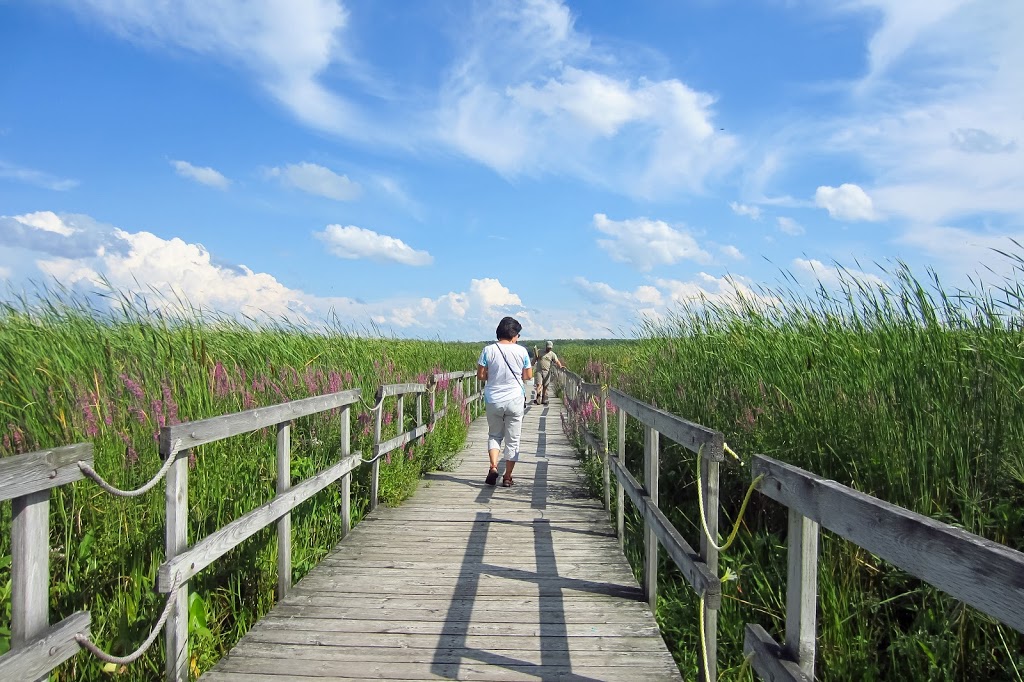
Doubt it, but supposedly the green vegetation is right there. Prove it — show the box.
[0,288,479,680]
[558,262,1024,681]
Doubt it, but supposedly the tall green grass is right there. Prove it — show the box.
[559,262,1024,680]
[0,287,480,680]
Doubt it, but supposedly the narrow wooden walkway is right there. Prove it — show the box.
[202,399,683,681]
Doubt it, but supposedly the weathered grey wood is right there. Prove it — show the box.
[378,382,427,399]
[601,386,610,513]
[700,456,720,682]
[201,397,682,681]
[371,404,382,511]
[785,509,819,679]
[617,408,625,550]
[276,422,291,600]
[0,611,89,682]
[752,454,1024,633]
[374,423,429,457]
[609,456,721,607]
[165,454,189,682]
[0,443,93,501]
[11,488,48,682]
[744,624,811,682]
[158,453,362,592]
[644,425,659,612]
[339,405,352,539]
[160,389,361,458]
[609,388,724,460]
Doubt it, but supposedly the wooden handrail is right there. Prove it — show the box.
[159,374,481,681]
[0,444,93,682]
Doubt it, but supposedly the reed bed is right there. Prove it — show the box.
[0,287,480,680]
[559,262,1024,681]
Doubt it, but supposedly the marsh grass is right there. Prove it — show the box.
[0,287,479,680]
[560,261,1024,680]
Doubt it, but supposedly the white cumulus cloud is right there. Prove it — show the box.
[593,213,710,272]
[314,224,432,266]
[720,245,744,260]
[267,162,360,200]
[815,184,879,222]
[170,160,230,189]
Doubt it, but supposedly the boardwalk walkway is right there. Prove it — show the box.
[201,398,683,681]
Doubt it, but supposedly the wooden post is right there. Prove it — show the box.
[11,489,49,682]
[276,421,291,599]
[643,426,659,612]
[397,395,405,438]
[340,405,352,538]
[371,401,382,511]
[617,408,626,551]
[165,453,189,682]
[415,393,423,443]
[785,509,820,679]
[601,386,610,513]
[700,456,721,682]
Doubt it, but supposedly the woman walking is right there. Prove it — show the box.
[477,316,532,487]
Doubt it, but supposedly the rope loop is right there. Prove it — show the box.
[78,453,177,498]
[75,575,182,666]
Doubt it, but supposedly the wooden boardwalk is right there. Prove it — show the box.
[201,398,683,681]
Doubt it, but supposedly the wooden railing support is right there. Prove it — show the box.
[11,489,49,682]
[785,509,819,679]
[276,421,291,599]
[616,407,626,551]
[164,451,189,682]
[371,393,382,511]
[340,404,352,538]
[601,385,610,513]
[643,424,659,612]
[700,454,721,682]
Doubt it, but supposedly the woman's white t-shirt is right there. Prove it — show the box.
[478,343,530,405]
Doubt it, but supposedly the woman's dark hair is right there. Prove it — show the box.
[495,316,522,341]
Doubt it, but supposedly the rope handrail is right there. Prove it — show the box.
[74,575,181,666]
[77,451,177,498]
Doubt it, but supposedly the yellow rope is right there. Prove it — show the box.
[696,449,764,553]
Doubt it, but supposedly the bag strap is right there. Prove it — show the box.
[494,344,524,392]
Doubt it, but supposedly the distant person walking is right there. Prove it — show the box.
[535,340,566,405]
[477,316,532,487]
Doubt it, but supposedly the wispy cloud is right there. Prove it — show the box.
[730,202,762,220]
[593,213,710,272]
[267,162,360,200]
[777,216,805,236]
[170,159,230,189]
[793,258,886,289]
[438,0,736,198]
[0,160,79,191]
[314,224,432,266]
[720,244,745,260]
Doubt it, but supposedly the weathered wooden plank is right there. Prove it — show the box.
[785,509,819,679]
[377,382,427,399]
[373,424,429,457]
[0,443,92,501]
[276,422,291,600]
[11,488,49,682]
[239,629,671,652]
[252,618,659,637]
[643,425,659,612]
[158,453,362,591]
[609,388,724,460]
[752,454,1024,633]
[166,454,189,682]
[0,611,89,682]
[700,455,720,682]
[743,624,810,682]
[269,604,653,623]
[160,389,361,458]
[609,456,721,607]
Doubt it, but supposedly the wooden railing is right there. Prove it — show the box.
[0,370,481,682]
[0,444,93,682]
[560,370,726,681]
[558,369,1024,682]
[157,370,481,681]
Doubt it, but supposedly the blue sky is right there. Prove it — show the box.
[1,1,1022,340]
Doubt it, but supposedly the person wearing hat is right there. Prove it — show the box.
[534,340,566,405]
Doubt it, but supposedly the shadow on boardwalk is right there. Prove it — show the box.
[201,400,682,681]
